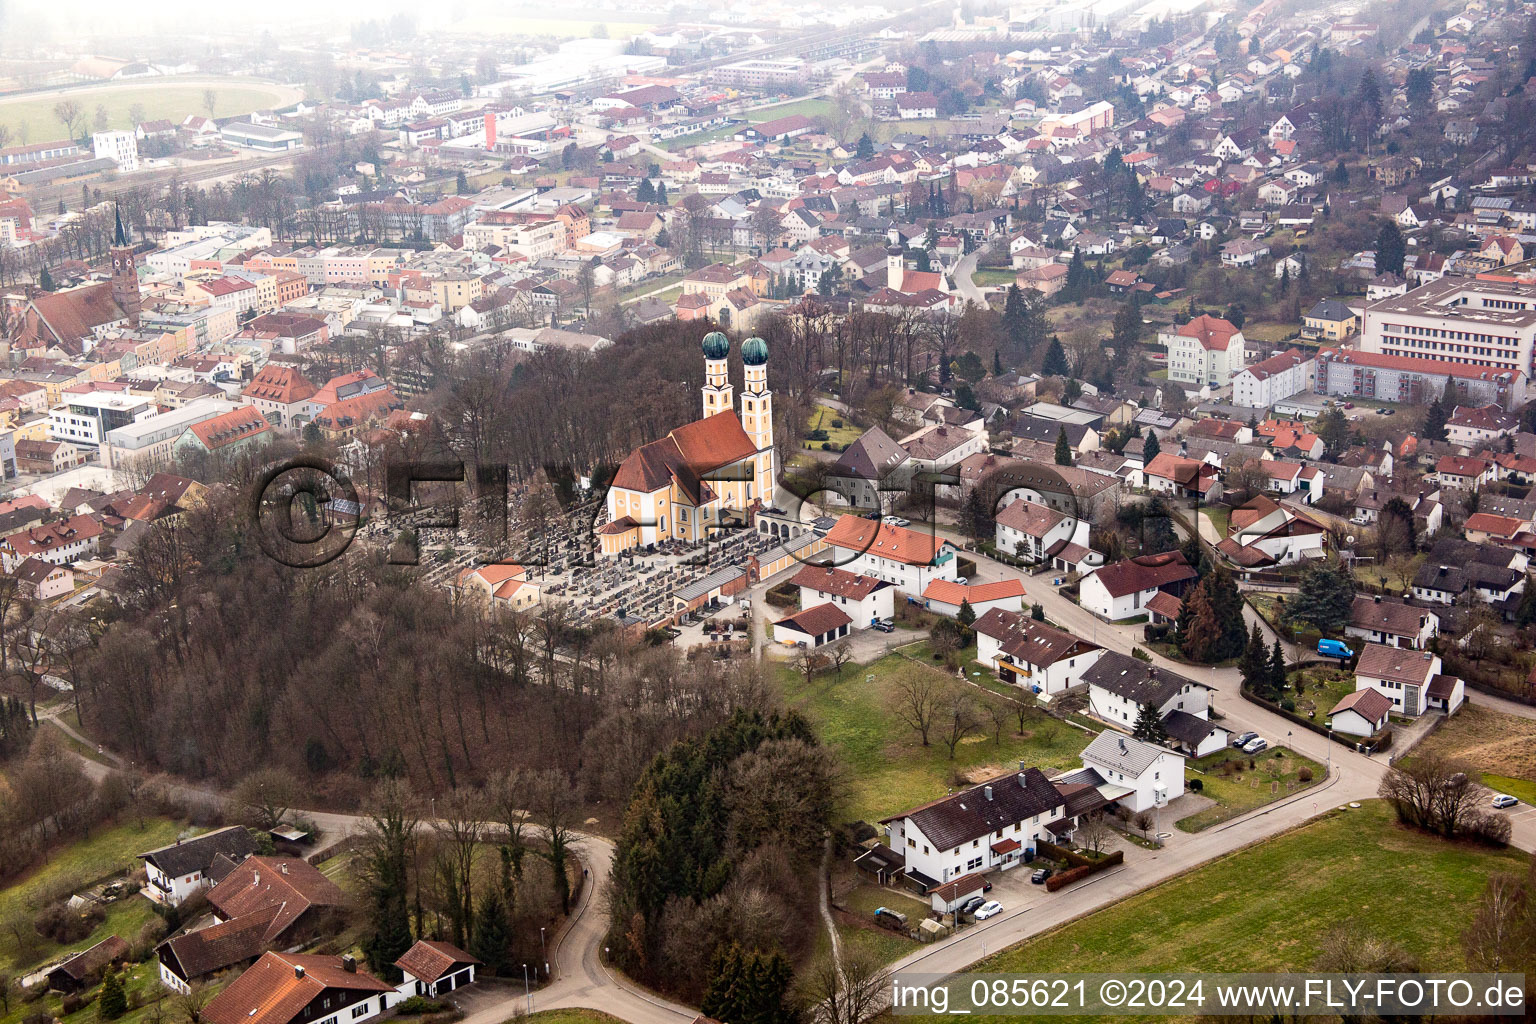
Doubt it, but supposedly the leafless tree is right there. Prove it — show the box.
[983,696,1010,745]
[232,766,300,829]
[175,982,211,1024]
[801,945,890,1024]
[891,669,942,746]
[829,639,854,680]
[53,100,84,140]
[938,687,980,759]
[1313,923,1418,973]
[530,768,580,914]
[1076,811,1113,855]
[430,787,485,948]
[203,89,218,117]
[1462,871,1532,973]
[1378,752,1483,838]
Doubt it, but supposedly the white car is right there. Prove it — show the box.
[1492,793,1519,809]
[882,515,902,525]
[973,900,1003,920]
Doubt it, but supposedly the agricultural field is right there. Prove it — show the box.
[0,79,298,139]
[904,801,1529,1023]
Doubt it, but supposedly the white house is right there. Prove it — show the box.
[993,498,1101,572]
[1353,643,1465,717]
[1081,652,1223,757]
[789,564,895,628]
[1216,496,1329,567]
[1159,314,1247,388]
[1077,729,1185,813]
[1262,460,1324,503]
[1446,405,1518,448]
[822,515,959,594]
[1346,595,1439,650]
[922,577,1026,618]
[1327,687,1392,738]
[773,602,853,648]
[1232,348,1314,409]
[138,826,256,907]
[201,953,394,1024]
[394,940,481,999]
[973,606,1103,699]
[880,767,1068,888]
[1079,551,1199,622]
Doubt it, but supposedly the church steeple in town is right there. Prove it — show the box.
[110,205,140,328]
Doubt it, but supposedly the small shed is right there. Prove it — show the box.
[927,872,987,914]
[394,940,482,999]
[46,935,128,992]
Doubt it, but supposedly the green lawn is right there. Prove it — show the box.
[831,883,925,965]
[778,653,1094,825]
[1290,665,1356,723]
[0,817,187,971]
[1199,505,1230,540]
[1176,747,1324,832]
[1482,774,1536,805]
[1239,321,1300,344]
[802,405,863,450]
[0,81,293,138]
[747,98,834,123]
[972,269,1018,287]
[902,802,1527,1023]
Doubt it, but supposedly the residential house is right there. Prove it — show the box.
[1346,595,1439,650]
[993,498,1099,573]
[139,826,256,907]
[1079,551,1198,622]
[1215,495,1329,567]
[973,607,1103,699]
[1081,652,1223,757]
[772,602,853,648]
[394,941,481,1000]
[201,953,394,1024]
[1232,348,1314,409]
[821,515,959,594]
[1327,687,1393,738]
[1076,729,1185,812]
[1159,314,1246,388]
[1353,643,1465,717]
[789,564,895,628]
[922,578,1027,618]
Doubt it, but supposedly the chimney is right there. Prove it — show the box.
[1018,760,1026,771]
[295,965,305,980]
[984,785,993,801]
[253,871,260,886]
[342,956,356,973]
[280,862,289,875]
[484,111,497,152]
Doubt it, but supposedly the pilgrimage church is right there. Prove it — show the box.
[598,331,777,555]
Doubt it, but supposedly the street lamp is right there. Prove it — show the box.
[540,926,546,966]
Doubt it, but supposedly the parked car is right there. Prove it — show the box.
[873,907,908,930]
[974,900,1003,920]
[954,576,969,585]
[895,518,911,527]
[1031,868,1051,884]
[870,619,895,633]
[1342,402,1354,409]
[1231,731,1258,748]
[1317,638,1354,659]
[1492,794,1520,809]
[1242,737,1269,754]
[959,895,987,915]
[882,515,902,525]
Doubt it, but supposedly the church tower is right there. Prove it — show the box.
[701,330,732,419]
[739,336,775,503]
[110,206,140,327]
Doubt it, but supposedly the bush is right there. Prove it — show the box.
[1281,698,1297,712]
[1466,810,1513,847]
[1131,647,1152,662]
[1371,729,1393,752]
[831,418,843,428]
[1189,778,1203,792]
[821,442,833,450]
[394,998,449,1017]
[1297,766,1313,783]
[60,995,87,1016]
[1044,864,1091,891]
[34,902,103,944]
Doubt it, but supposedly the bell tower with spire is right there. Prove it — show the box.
[110,206,140,327]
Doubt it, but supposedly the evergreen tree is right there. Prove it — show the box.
[1180,530,1205,578]
[1041,335,1069,376]
[1054,427,1072,465]
[957,599,976,627]
[1285,563,1357,635]
[1331,159,1349,185]
[1208,568,1248,661]
[959,488,992,541]
[1142,429,1161,463]
[1374,219,1406,277]
[1177,581,1222,662]
[469,887,511,976]
[38,266,55,291]
[700,943,795,1024]
[637,178,656,203]
[856,132,874,159]
[1132,702,1168,744]
[993,350,1003,375]
[1239,622,1268,694]
[456,170,469,194]
[98,969,127,1021]
[1356,67,1382,123]
[361,801,416,981]
[1111,302,1140,351]
[1423,398,1448,442]
[656,181,668,205]
[1267,639,1288,698]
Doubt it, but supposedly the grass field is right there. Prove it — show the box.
[777,653,1095,825]
[1176,747,1324,832]
[747,97,834,123]
[1240,320,1300,344]
[972,269,1018,287]
[0,817,186,971]
[902,801,1528,1023]
[1199,505,1230,540]
[0,81,295,138]
[832,883,926,965]
[1483,773,1536,805]
[1414,703,1536,783]
[517,1012,630,1024]
[802,404,862,451]
[1288,664,1356,722]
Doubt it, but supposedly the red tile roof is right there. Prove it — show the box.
[207,857,347,943]
[788,564,886,600]
[1086,551,1196,598]
[1177,314,1240,351]
[202,952,392,1024]
[922,577,1026,606]
[1330,687,1392,723]
[187,407,272,450]
[774,601,852,637]
[394,940,481,984]
[824,515,950,566]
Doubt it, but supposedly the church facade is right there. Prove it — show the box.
[599,331,776,555]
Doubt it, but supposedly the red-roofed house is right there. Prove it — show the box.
[0,514,104,571]
[773,602,852,648]
[242,365,318,427]
[201,952,394,1024]
[1435,455,1495,489]
[394,941,480,999]
[453,563,541,612]
[922,577,1026,618]
[1327,687,1392,737]
[789,564,894,627]
[1079,551,1198,621]
[1158,314,1246,388]
[175,407,273,457]
[823,514,960,593]
[1142,452,1222,500]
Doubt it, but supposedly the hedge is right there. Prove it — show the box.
[1040,844,1124,891]
[1045,865,1090,891]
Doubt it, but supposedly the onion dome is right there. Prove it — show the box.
[701,331,730,360]
[741,336,769,366]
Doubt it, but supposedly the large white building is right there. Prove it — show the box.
[1160,314,1247,388]
[1358,277,1536,389]
[821,514,959,593]
[1232,348,1314,408]
[48,391,154,446]
[92,129,139,173]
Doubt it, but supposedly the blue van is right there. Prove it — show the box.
[1317,638,1354,659]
